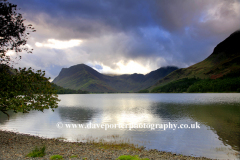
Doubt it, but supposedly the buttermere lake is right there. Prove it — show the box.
[0,93,240,159]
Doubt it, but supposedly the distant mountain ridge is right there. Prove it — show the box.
[52,64,178,93]
[53,30,240,93]
[150,30,240,92]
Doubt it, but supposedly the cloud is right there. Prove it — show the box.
[7,0,240,79]
[151,0,240,34]
[35,39,82,49]
[91,60,151,75]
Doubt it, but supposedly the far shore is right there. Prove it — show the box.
[0,130,212,160]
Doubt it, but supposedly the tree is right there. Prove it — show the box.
[0,1,59,119]
[0,1,35,64]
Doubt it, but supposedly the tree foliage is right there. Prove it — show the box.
[0,1,59,119]
[0,1,35,65]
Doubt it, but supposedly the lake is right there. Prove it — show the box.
[0,93,240,159]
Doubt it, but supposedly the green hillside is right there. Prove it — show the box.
[52,64,178,93]
[150,30,240,93]
[51,83,89,94]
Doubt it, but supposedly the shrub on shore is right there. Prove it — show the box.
[117,155,149,160]
[26,146,46,157]
[50,154,63,159]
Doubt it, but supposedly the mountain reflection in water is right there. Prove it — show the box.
[0,93,239,159]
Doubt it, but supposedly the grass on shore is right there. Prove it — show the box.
[26,146,46,157]
[26,135,146,159]
[50,154,63,159]
[117,155,150,160]
[80,134,144,151]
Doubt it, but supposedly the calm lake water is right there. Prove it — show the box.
[1,93,240,159]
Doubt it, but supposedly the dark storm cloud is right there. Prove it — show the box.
[11,0,154,39]
[151,0,240,34]
[7,0,240,77]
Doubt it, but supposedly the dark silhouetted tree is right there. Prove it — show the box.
[0,1,59,119]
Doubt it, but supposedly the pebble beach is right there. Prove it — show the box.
[0,130,213,160]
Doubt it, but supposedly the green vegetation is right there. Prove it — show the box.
[52,64,178,93]
[151,71,240,93]
[187,77,240,92]
[78,135,143,151]
[26,146,46,157]
[91,139,141,150]
[117,155,149,160]
[151,78,200,93]
[150,31,240,91]
[0,1,59,119]
[50,155,63,160]
[52,83,89,94]
[0,66,59,119]
[138,89,149,93]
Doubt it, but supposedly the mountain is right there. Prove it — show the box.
[52,64,178,93]
[51,83,89,94]
[150,30,240,92]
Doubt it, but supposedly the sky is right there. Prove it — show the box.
[6,0,240,80]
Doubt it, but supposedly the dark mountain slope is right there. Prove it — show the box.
[52,64,178,93]
[52,64,117,93]
[212,30,240,56]
[150,30,240,92]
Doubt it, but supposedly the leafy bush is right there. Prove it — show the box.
[117,155,149,160]
[26,146,46,157]
[50,154,63,159]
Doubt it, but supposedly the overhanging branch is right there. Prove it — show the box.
[1,109,9,120]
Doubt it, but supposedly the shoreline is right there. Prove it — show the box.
[0,130,212,160]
